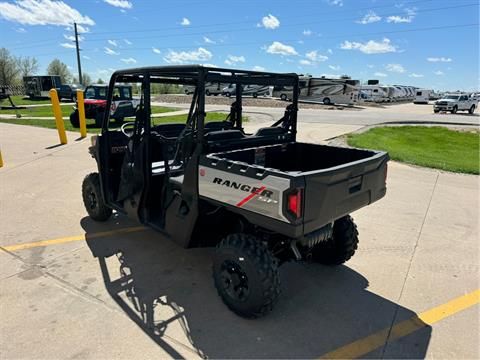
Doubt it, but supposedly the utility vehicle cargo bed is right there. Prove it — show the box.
[199,142,388,237]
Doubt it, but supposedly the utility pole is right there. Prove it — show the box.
[74,22,83,85]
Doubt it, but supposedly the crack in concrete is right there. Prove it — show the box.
[380,171,440,358]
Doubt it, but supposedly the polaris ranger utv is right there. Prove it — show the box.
[83,65,389,318]
[70,84,139,128]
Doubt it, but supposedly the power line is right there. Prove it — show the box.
[77,23,478,53]
[81,3,479,43]
[3,0,470,49]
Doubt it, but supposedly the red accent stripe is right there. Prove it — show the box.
[236,186,266,207]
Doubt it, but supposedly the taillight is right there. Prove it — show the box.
[288,189,302,218]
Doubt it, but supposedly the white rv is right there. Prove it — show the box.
[360,85,389,103]
[273,76,360,105]
[414,89,432,104]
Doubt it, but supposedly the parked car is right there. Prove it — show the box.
[81,65,389,318]
[57,84,83,102]
[433,94,477,114]
[69,84,140,127]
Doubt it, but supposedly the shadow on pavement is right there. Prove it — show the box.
[81,216,431,359]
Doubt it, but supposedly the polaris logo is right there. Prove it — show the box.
[213,177,273,198]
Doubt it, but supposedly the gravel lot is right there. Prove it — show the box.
[153,94,360,111]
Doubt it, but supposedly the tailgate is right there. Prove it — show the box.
[302,151,388,234]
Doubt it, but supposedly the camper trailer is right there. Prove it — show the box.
[23,75,62,98]
[273,76,359,105]
[414,89,432,104]
[360,85,389,103]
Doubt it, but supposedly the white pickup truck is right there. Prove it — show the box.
[433,94,477,114]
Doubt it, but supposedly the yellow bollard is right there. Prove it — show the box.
[49,89,67,145]
[0,150,3,168]
[77,90,87,138]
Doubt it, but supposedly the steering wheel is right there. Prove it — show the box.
[120,122,135,137]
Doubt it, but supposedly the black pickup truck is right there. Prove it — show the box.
[82,65,389,318]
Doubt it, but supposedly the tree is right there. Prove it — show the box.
[96,78,105,84]
[82,73,92,86]
[18,56,39,78]
[0,48,19,86]
[47,59,72,84]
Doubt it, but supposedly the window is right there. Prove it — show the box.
[122,87,131,99]
[85,87,96,99]
[98,87,107,99]
[416,91,422,96]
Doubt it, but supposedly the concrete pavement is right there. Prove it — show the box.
[0,122,479,359]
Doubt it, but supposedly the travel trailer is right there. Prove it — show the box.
[184,82,225,96]
[414,89,433,104]
[360,85,389,103]
[273,76,360,105]
[23,75,62,98]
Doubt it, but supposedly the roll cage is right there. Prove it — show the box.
[96,65,300,248]
[102,65,300,140]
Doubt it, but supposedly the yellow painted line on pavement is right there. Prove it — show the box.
[2,226,146,252]
[320,289,480,359]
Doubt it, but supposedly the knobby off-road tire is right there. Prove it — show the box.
[310,215,359,265]
[95,112,104,127]
[82,173,112,222]
[213,233,281,318]
[70,111,80,128]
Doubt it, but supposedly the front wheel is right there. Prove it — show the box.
[310,215,359,265]
[95,112,104,127]
[70,111,80,128]
[323,97,331,105]
[451,106,458,114]
[213,233,281,318]
[280,94,288,101]
[206,90,211,96]
[252,93,258,98]
[224,92,231,97]
[469,105,475,114]
[82,173,112,222]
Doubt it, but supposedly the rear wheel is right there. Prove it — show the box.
[206,89,211,96]
[280,94,288,101]
[310,215,359,265]
[469,105,475,114]
[323,97,331,105]
[213,233,281,318]
[451,106,458,114]
[433,109,440,113]
[253,93,258,98]
[82,173,112,222]
[224,92,231,97]
[69,111,80,128]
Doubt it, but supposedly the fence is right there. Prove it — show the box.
[0,85,25,96]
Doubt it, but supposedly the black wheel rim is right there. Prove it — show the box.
[220,260,249,302]
[88,188,97,210]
